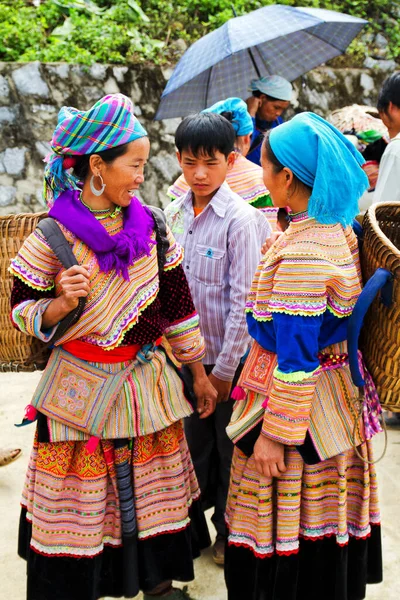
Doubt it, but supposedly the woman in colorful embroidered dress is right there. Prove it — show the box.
[167,98,279,229]
[10,94,217,600]
[224,112,383,600]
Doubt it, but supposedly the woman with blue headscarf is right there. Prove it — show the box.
[224,113,383,600]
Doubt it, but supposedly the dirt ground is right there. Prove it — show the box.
[0,371,399,600]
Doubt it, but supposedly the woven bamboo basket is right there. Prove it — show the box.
[361,202,400,412]
[0,212,48,371]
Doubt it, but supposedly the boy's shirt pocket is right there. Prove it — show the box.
[191,244,226,286]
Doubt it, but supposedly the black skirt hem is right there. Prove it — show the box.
[224,524,383,600]
[19,500,210,600]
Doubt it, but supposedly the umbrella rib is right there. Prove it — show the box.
[205,65,213,107]
[307,26,360,55]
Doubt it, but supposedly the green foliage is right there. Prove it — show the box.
[0,0,398,65]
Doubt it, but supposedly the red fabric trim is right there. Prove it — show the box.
[139,522,190,541]
[301,530,373,543]
[61,337,162,363]
[167,311,197,328]
[227,540,274,559]
[29,542,123,559]
[9,310,19,330]
[227,524,381,560]
[276,548,300,556]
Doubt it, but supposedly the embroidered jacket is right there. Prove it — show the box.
[10,212,205,440]
[227,212,365,459]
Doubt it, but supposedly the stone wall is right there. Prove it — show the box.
[0,61,392,215]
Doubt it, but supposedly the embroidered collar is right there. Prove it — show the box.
[288,210,311,223]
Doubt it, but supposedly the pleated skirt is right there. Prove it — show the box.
[225,442,382,600]
[18,418,210,600]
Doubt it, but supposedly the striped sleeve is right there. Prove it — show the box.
[163,226,184,272]
[164,313,205,364]
[9,229,61,290]
[11,298,59,341]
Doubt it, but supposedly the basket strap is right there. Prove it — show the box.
[347,267,393,387]
[148,206,168,271]
[36,218,86,345]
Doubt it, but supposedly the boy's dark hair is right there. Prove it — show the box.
[175,112,235,159]
[377,72,400,113]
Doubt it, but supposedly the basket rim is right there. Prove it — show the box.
[0,211,47,223]
[367,202,400,259]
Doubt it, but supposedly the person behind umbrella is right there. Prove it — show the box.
[246,75,292,166]
[9,93,217,600]
[165,112,271,567]
[168,97,273,211]
[224,112,383,600]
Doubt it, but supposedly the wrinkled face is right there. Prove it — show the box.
[258,97,290,123]
[261,144,288,208]
[177,148,235,203]
[98,137,150,207]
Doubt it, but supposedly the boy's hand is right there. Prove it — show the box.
[208,373,233,403]
[193,375,217,419]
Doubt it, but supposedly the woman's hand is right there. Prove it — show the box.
[246,96,261,117]
[193,374,218,419]
[59,264,91,311]
[253,433,286,478]
[261,231,283,255]
[42,264,90,329]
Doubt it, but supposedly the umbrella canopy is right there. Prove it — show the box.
[155,4,367,120]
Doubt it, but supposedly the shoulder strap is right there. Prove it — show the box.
[148,206,169,271]
[36,218,86,345]
[37,218,79,270]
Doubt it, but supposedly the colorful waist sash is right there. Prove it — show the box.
[61,337,163,363]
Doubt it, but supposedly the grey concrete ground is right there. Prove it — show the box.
[0,371,399,600]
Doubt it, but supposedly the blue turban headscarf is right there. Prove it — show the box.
[269,112,369,227]
[202,97,253,136]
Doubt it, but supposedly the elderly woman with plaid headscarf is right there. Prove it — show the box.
[10,94,216,600]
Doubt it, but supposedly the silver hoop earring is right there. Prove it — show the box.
[90,174,106,196]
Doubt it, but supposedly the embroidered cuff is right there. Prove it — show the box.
[164,313,206,364]
[12,298,59,341]
[262,373,319,445]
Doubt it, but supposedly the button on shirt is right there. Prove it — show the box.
[165,182,271,380]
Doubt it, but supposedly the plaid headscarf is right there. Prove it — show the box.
[44,93,147,206]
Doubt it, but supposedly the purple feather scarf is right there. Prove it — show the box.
[49,190,155,280]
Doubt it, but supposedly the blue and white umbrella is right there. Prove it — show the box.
[155,4,367,120]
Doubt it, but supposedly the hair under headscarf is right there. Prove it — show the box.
[268,112,369,227]
[249,75,292,102]
[44,93,147,206]
[202,97,253,136]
